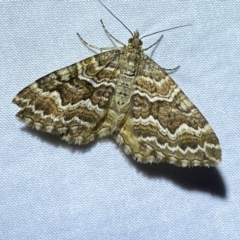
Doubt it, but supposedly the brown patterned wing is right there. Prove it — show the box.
[13,50,121,145]
[114,55,221,167]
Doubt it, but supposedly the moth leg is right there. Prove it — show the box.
[143,35,163,51]
[100,19,125,46]
[77,33,119,52]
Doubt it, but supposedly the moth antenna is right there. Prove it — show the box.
[140,24,192,39]
[99,0,133,36]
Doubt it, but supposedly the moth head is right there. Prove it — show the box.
[128,31,143,47]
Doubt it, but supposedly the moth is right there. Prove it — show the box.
[13,1,221,167]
